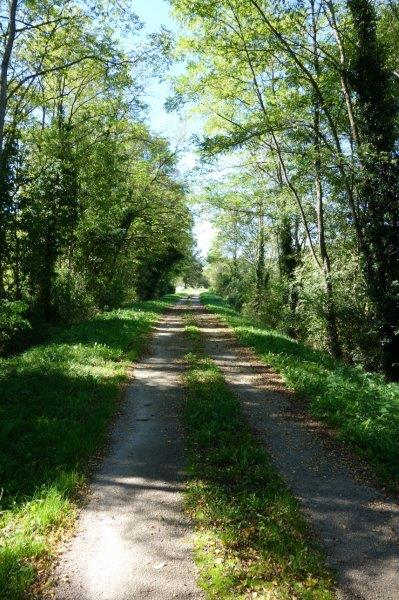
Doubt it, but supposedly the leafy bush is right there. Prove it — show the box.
[0,300,32,355]
[52,269,96,323]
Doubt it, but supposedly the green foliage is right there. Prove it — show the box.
[184,333,334,599]
[51,268,96,323]
[0,300,32,355]
[180,248,209,288]
[201,293,399,486]
[0,0,193,332]
[347,0,399,379]
[172,0,399,379]
[0,295,179,599]
[208,265,250,311]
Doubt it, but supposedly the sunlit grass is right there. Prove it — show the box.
[183,320,335,600]
[201,292,399,487]
[0,294,180,599]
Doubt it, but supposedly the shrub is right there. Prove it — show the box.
[0,301,32,355]
[52,269,96,323]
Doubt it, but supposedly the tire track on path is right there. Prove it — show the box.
[193,296,399,600]
[55,298,202,600]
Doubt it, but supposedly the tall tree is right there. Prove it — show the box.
[346,0,399,378]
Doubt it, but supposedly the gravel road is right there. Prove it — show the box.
[55,296,399,600]
[55,299,202,600]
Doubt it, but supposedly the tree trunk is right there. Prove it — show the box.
[0,0,17,158]
[232,208,239,277]
[315,139,342,359]
[0,0,17,299]
[278,214,300,337]
[311,0,342,359]
[255,209,265,312]
[37,226,57,321]
[0,256,6,298]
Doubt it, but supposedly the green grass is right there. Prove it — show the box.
[183,320,335,600]
[201,292,399,487]
[184,311,202,348]
[0,294,180,599]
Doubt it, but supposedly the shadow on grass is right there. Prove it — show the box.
[0,296,177,599]
[201,293,399,484]
[0,311,162,507]
[185,353,335,599]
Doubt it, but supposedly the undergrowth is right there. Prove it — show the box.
[200,292,399,487]
[184,317,335,600]
[0,294,179,599]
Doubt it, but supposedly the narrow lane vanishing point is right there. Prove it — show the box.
[55,298,203,600]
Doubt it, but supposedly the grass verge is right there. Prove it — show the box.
[183,317,335,600]
[0,294,180,599]
[200,292,399,488]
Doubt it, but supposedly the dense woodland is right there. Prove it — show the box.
[172,0,399,380]
[0,0,198,354]
[1,0,399,381]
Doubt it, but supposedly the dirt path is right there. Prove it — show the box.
[55,296,399,600]
[55,299,202,600]
[192,297,399,600]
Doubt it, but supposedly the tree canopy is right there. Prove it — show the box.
[0,0,195,337]
[2,0,399,380]
[171,0,399,379]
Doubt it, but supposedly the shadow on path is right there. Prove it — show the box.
[55,300,203,600]
[193,297,399,600]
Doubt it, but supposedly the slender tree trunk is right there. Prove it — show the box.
[315,166,342,358]
[326,0,360,147]
[0,154,9,299]
[278,213,300,337]
[0,0,17,299]
[255,207,265,312]
[0,257,6,298]
[312,0,342,359]
[232,208,239,277]
[14,232,22,300]
[0,0,17,158]
[37,227,57,321]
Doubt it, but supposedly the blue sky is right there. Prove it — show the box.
[131,0,215,257]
